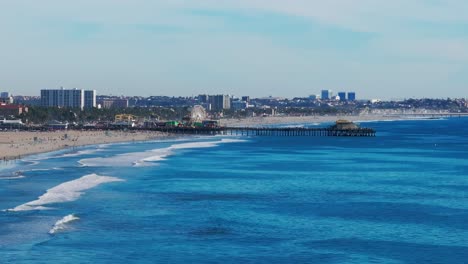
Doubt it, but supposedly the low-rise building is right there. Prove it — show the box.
[0,119,24,129]
[47,121,69,130]
[0,104,28,117]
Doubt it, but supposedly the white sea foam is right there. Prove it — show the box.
[79,152,156,167]
[0,170,24,180]
[6,173,123,212]
[58,148,103,158]
[0,175,25,180]
[25,167,63,172]
[49,214,80,235]
[26,160,41,166]
[139,148,173,163]
[79,138,248,167]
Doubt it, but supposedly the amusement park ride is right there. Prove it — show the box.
[190,105,207,123]
[112,105,217,128]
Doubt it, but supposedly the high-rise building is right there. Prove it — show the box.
[84,90,96,108]
[0,92,13,104]
[41,88,96,109]
[241,96,250,103]
[321,90,332,100]
[348,92,356,101]
[1,92,11,98]
[209,95,231,111]
[231,100,248,110]
[98,99,129,109]
[338,92,347,101]
[198,94,209,103]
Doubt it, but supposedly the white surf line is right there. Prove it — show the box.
[136,138,248,166]
[49,214,80,235]
[80,138,248,167]
[5,174,124,212]
[56,148,104,158]
[0,175,25,180]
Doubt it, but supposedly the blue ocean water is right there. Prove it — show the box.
[1,118,468,263]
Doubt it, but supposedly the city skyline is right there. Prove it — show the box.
[1,1,468,99]
[5,87,468,101]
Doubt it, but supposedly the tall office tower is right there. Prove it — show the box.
[209,95,231,111]
[347,92,356,101]
[0,92,11,98]
[84,90,96,108]
[338,92,347,101]
[98,99,129,109]
[0,92,13,104]
[198,94,209,103]
[41,88,85,109]
[321,90,332,100]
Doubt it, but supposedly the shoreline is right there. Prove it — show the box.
[219,114,445,127]
[1,114,454,163]
[0,130,170,162]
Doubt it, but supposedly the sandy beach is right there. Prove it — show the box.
[219,114,412,127]
[0,130,168,161]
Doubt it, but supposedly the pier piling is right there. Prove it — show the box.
[142,126,376,137]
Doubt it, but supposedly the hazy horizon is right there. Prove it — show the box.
[1,1,467,99]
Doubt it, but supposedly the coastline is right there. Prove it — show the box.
[0,130,169,162]
[219,114,437,127]
[0,114,446,162]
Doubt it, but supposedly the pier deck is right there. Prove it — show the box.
[145,127,376,137]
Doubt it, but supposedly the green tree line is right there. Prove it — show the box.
[20,106,191,124]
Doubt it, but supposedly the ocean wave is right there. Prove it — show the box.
[49,214,80,235]
[80,138,248,167]
[19,160,40,166]
[25,167,63,172]
[5,173,124,212]
[0,170,24,180]
[0,175,25,180]
[0,167,64,179]
[135,140,228,166]
[57,148,104,158]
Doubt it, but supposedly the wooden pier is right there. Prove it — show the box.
[145,126,376,137]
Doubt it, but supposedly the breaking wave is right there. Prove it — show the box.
[0,175,25,180]
[6,174,124,212]
[79,138,247,167]
[49,214,80,235]
[0,170,25,180]
[57,148,104,158]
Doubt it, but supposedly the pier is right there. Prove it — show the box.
[144,126,376,137]
[143,119,376,137]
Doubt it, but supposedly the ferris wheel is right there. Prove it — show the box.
[190,105,207,122]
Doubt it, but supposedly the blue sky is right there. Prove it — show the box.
[0,0,467,99]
